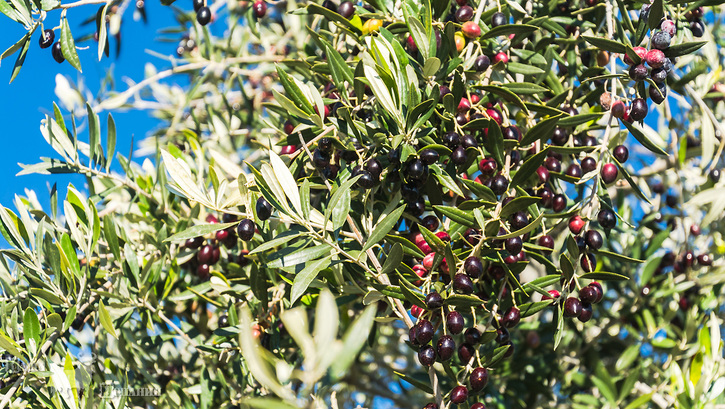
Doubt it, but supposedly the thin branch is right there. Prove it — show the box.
[96,56,284,113]
[141,300,202,351]
[59,0,109,9]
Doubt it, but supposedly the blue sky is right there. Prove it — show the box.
[0,2,179,212]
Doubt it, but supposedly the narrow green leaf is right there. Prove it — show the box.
[362,206,405,252]
[404,12,430,60]
[86,103,99,165]
[509,149,548,188]
[325,175,360,230]
[460,178,498,203]
[330,187,351,230]
[330,305,376,379]
[397,276,425,307]
[97,3,110,61]
[271,90,309,120]
[624,393,654,409]
[325,44,354,91]
[665,41,707,58]
[595,249,644,264]
[98,300,117,338]
[290,256,332,305]
[124,243,140,284]
[582,35,627,53]
[63,305,77,332]
[553,302,564,349]
[446,294,485,307]
[244,399,300,409]
[647,0,664,30]
[407,99,436,130]
[580,271,629,280]
[500,196,540,218]
[23,307,40,348]
[381,243,403,275]
[501,82,549,95]
[0,329,24,359]
[560,253,574,280]
[249,231,302,255]
[422,57,441,77]
[487,120,505,166]
[521,115,563,146]
[418,225,446,253]
[103,216,120,260]
[300,178,310,221]
[624,45,643,65]
[60,18,82,72]
[306,2,362,35]
[483,344,511,367]
[0,0,22,24]
[520,275,560,292]
[558,113,602,127]
[385,234,425,258]
[275,66,313,114]
[1,32,28,62]
[613,158,652,206]
[268,244,332,269]
[481,24,538,39]
[8,32,29,83]
[250,264,268,305]
[592,374,617,405]
[105,113,116,172]
[432,169,465,197]
[364,65,404,126]
[269,150,302,216]
[478,85,529,114]
[46,313,63,334]
[433,205,475,227]
[89,201,101,255]
[506,61,546,75]
[620,120,667,156]
[7,0,30,24]
[30,288,64,305]
[616,345,640,372]
[60,233,80,278]
[239,307,295,400]
[393,371,434,393]
[519,300,554,318]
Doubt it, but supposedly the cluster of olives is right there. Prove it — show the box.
[640,242,713,312]
[545,281,604,322]
[182,204,270,278]
[409,290,492,406]
[624,19,675,106]
[396,193,612,406]
[37,28,66,64]
[184,225,227,279]
[401,1,509,64]
[684,7,706,37]
[598,8,699,115]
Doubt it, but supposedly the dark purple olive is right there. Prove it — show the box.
[437,335,456,361]
[446,311,465,334]
[464,256,483,278]
[416,319,435,345]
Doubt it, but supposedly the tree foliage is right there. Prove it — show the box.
[0,0,724,408]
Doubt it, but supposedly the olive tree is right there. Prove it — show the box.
[0,0,724,408]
